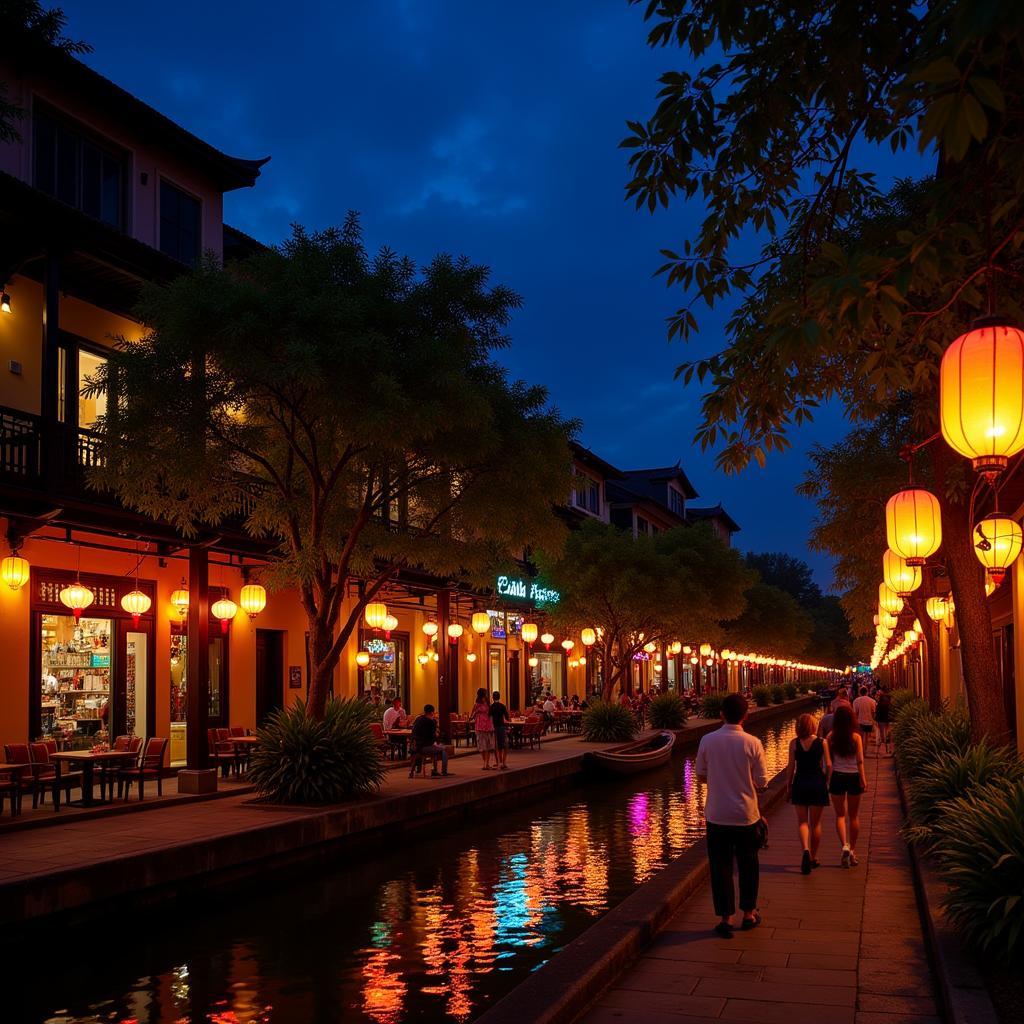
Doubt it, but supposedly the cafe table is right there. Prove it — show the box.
[51,749,137,809]
[509,718,528,748]
[385,728,412,759]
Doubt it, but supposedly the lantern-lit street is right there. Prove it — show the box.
[1,3,1022,1024]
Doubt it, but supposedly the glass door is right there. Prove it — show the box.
[117,619,152,741]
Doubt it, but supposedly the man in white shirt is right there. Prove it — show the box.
[382,697,405,732]
[695,693,769,937]
[852,686,877,745]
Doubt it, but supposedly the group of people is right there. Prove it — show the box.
[695,682,890,938]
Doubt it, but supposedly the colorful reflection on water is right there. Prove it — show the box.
[20,714,802,1024]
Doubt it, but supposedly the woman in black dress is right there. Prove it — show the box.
[786,712,831,874]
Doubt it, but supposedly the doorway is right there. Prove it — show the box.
[256,629,285,725]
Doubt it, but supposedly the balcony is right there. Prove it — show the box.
[0,404,106,495]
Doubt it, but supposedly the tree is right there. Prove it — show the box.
[537,519,749,700]
[744,552,820,607]
[0,3,90,141]
[91,221,575,718]
[624,5,1020,739]
[722,581,813,660]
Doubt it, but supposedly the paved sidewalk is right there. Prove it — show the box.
[580,752,941,1024]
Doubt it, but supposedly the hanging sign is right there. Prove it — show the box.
[495,575,560,607]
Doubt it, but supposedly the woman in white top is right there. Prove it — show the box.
[823,705,867,868]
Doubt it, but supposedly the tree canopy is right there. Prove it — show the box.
[91,220,575,715]
[722,580,813,659]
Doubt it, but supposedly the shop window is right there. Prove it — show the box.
[169,627,228,766]
[359,633,408,708]
[160,179,201,265]
[41,614,111,740]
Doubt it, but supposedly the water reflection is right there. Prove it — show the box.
[25,714,802,1024]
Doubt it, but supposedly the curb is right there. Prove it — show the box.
[894,768,999,1024]
[475,768,791,1024]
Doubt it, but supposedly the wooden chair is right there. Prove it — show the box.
[98,735,133,800]
[117,737,168,800]
[524,720,545,749]
[208,728,236,778]
[369,722,390,758]
[25,742,81,809]
[229,725,247,737]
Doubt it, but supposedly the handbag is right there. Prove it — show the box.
[753,816,769,849]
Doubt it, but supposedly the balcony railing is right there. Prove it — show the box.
[0,406,107,492]
[0,407,42,481]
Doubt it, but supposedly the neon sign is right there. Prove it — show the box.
[495,575,560,607]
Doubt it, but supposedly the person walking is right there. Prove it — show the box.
[472,688,496,770]
[489,690,511,770]
[852,685,877,752]
[695,693,769,937]
[785,713,830,874]
[874,688,893,756]
[824,705,867,867]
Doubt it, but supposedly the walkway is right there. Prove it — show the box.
[580,752,941,1024]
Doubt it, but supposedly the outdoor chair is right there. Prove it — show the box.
[450,719,471,748]
[369,722,390,757]
[208,728,236,778]
[97,735,133,800]
[524,720,545,749]
[0,770,19,816]
[117,737,168,800]
[26,741,82,809]
[229,725,247,736]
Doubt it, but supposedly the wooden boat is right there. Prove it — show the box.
[585,731,676,775]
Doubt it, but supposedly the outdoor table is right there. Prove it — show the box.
[386,729,412,759]
[0,763,29,816]
[509,719,527,748]
[51,750,137,809]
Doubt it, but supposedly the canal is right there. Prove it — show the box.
[22,712,805,1024]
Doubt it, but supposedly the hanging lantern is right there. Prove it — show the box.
[643,641,657,654]
[561,638,575,652]
[239,584,267,619]
[682,645,692,655]
[364,602,388,630]
[973,514,1023,585]
[705,658,714,666]
[422,620,438,637]
[569,658,579,668]
[170,581,190,619]
[905,629,919,644]
[471,611,491,636]
[885,488,942,566]
[669,640,682,655]
[925,597,949,623]
[581,627,597,647]
[447,623,464,642]
[940,320,1024,474]
[883,549,922,597]
[431,651,439,662]
[878,583,904,616]
[528,656,539,668]
[356,651,371,668]
[120,589,152,627]
[521,622,538,645]
[699,643,712,657]
[466,652,477,663]
[417,652,429,666]
[579,656,587,665]
[689,655,699,665]
[211,596,238,634]
[1,553,29,591]
[60,582,95,620]
[879,609,898,631]
[541,632,554,648]
[383,613,399,638]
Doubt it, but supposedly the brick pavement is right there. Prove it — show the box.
[580,751,941,1024]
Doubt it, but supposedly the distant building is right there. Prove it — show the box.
[685,503,741,546]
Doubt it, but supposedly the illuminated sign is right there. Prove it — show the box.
[495,575,560,607]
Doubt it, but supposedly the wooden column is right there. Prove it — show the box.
[187,545,210,769]
[1011,564,1024,754]
[437,589,451,743]
[508,649,520,711]
[40,252,63,483]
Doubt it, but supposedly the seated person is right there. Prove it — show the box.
[410,705,449,777]
[383,697,405,732]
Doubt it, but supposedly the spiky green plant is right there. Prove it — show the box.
[889,688,920,720]
[700,693,725,719]
[904,742,1024,845]
[752,685,772,707]
[581,699,638,742]
[648,692,688,729]
[783,682,798,700]
[933,778,1024,963]
[249,697,386,803]
[770,684,785,704]
[895,707,972,781]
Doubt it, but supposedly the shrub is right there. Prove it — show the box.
[700,693,724,719]
[889,688,920,720]
[904,742,1024,844]
[581,699,638,742]
[783,682,798,700]
[649,692,688,729]
[932,778,1024,964]
[752,685,772,707]
[896,707,971,780]
[770,684,785,704]
[249,697,386,804]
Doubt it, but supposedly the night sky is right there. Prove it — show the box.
[66,2,924,587]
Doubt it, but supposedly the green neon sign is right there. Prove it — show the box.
[496,574,560,607]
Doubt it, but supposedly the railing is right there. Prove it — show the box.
[76,428,106,471]
[0,406,42,481]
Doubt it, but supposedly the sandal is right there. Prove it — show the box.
[713,922,734,939]
[740,912,762,930]
[849,851,859,867]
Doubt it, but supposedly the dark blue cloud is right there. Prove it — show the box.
[68,1,919,587]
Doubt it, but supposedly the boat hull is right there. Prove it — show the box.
[586,731,676,775]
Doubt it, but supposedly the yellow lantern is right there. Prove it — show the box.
[925,596,949,623]
[973,514,1023,584]
[431,651,439,662]
[60,581,95,620]
[1,553,29,591]
[170,581,190,619]
[383,613,399,637]
[447,623,464,642]
[885,488,942,566]
[211,596,238,634]
[569,658,579,668]
[364,602,388,630]
[239,583,267,619]
[579,656,587,665]
[682,645,692,655]
[883,549,922,597]
[699,643,712,657]
[120,588,152,626]
[417,652,429,666]
[643,641,657,654]
[689,655,699,665]
[905,629,919,644]
[541,632,554,648]
[528,656,539,668]
[581,627,597,647]
[878,583,904,616]
[940,321,1024,474]
[471,611,491,636]
[466,652,477,663]
[422,620,438,637]
[356,651,371,668]
[521,622,538,645]
[669,640,682,655]
[561,638,575,652]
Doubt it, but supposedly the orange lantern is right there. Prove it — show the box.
[885,488,941,566]
[471,611,491,636]
[883,549,922,597]
[973,514,1023,585]
[521,622,538,645]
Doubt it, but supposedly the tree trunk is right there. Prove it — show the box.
[908,593,941,712]
[307,621,335,719]
[931,444,1011,743]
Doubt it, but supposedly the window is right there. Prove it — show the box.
[33,106,124,227]
[636,516,650,536]
[572,471,601,515]
[160,179,201,265]
[78,349,108,431]
[669,487,685,516]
